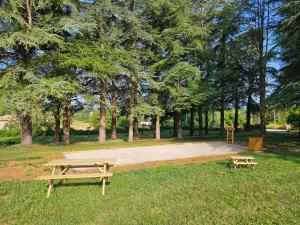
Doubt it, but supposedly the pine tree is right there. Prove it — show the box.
[144,0,209,139]
[0,0,77,146]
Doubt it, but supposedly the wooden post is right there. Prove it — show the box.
[226,130,229,143]
[225,128,235,144]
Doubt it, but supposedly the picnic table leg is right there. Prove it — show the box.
[102,177,106,196]
[102,163,107,195]
[59,166,69,183]
[235,160,238,169]
[47,180,54,198]
[46,167,56,198]
[105,163,111,184]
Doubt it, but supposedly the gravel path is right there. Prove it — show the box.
[64,141,246,166]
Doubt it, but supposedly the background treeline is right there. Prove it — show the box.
[0,0,299,146]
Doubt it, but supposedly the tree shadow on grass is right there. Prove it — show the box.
[266,150,300,164]
[54,180,111,189]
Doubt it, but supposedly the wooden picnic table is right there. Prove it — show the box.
[230,156,257,169]
[37,158,116,198]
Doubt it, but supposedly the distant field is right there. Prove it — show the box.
[70,120,92,130]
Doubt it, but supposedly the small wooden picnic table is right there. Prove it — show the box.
[230,156,257,169]
[38,158,116,198]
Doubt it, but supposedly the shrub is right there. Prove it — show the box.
[0,129,20,137]
[1,120,20,137]
[287,112,299,127]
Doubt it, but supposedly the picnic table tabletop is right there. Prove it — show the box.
[230,156,255,160]
[43,158,116,167]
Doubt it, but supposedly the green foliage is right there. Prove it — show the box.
[0,0,79,117]
[89,110,129,130]
[90,110,111,130]
[287,111,300,127]
[224,109,246,129]
[0,129,20,138]
[73,111,91,123]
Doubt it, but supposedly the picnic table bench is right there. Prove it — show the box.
[37,158,116,198]
[230,156,257,169]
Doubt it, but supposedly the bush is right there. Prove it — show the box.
[287,112,299,127]
[243,124,260,130]
[1,120,20,137]
[117,116,129,129]
[0,139,17,145]
[32,112,55,136]
[0,129,20,137]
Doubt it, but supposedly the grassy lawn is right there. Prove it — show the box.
[0,131,299,224]
[0,151,299,225]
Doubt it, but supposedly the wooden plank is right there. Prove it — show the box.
[230,156,255,160]
[233,162,257,165]
[44,158,116,167]
[37,172,113,180]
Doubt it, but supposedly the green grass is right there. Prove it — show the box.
[1,151,300,225]
[0,131,299,224]
[14,156,42,161]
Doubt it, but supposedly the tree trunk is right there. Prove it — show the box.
[220,89,225,136]
[26,0,32,27]
[212,110,215,128]
[155,115,160,140]
[219,34,226,136]
[173,113,177,137]
[128,116,134,142]
[128,1,138,142]
[128,73,137,142]
[198,106,203,137]
[21,114,32,146]
[132,74,138,139]
[257,0,268,136]
[99,81,106,143]
[177,111,183,139]
[298,108,300,137]
[234,97,239,131]
[111,91,117,140]
[63,98,71,145]
[189,107,195,136]
[259,66,266,136]
[133,118,139,139]
[246,93,252,130]
[205,108,209,135]
[53,103,62,144]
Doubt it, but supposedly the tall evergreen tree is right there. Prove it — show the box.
[0,0,76,146]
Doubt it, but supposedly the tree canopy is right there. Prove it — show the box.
[0,0,299,146]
